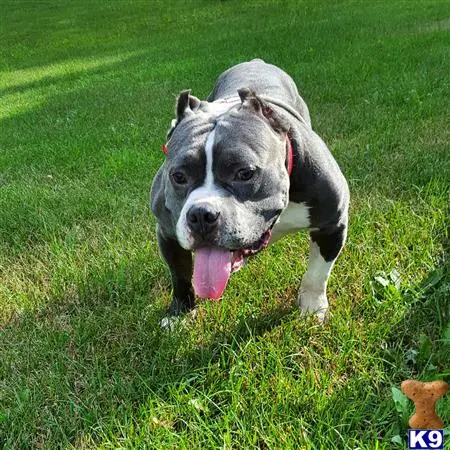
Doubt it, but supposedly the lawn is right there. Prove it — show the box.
[0,0,449,448]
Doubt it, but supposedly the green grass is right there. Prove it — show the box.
[0,0,449,448]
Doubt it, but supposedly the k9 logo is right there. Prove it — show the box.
[408,429,444,449]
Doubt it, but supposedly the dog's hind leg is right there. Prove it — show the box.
[297,223,347,322]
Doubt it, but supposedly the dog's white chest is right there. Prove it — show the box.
[270,202,311,243]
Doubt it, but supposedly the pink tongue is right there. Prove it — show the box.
[193,248,232,300]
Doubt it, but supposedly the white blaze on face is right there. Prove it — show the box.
[207,97,240,116]
[176,128,224,249]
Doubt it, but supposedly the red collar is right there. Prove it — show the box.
[163,138,293,175]
[286,135,293,176]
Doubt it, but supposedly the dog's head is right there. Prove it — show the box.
[159,88,291,298]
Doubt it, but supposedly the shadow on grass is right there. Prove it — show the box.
[267,253,450,449]
[1,60,448,450]
[0,259,298,446]
[1,1,449,446]
[0,51,149,98]
[1,249,448,447]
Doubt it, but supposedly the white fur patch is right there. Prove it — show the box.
[297,241,334,322]
[160,309,197,331]
[160,315,184,331]
[176,129,225,249]
[270,202,312,243]
[203,128,215,189]
[207,97,240,116]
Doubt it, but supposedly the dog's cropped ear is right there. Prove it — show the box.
[176,90,201,121]
[238,87,289,136]
[238,88,262,113]
[166,90,202,141]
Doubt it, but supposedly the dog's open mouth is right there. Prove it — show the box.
[192,229,272,300]
[231,229,272,271]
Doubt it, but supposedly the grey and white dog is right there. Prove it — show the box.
[151,59,349,323]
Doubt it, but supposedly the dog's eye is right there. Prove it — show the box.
[171,171,187,185]
[235,167,256,181]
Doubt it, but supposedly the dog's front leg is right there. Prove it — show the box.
[297,223,347,322]
[157,228,195,317]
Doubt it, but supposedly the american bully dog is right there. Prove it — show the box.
[150,59,349,325]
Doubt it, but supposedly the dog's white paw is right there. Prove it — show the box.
[159,316,184,331]
[159,309,197,331]
[296,289,329,323]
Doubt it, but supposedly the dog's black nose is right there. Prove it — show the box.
[187,203,220,236]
